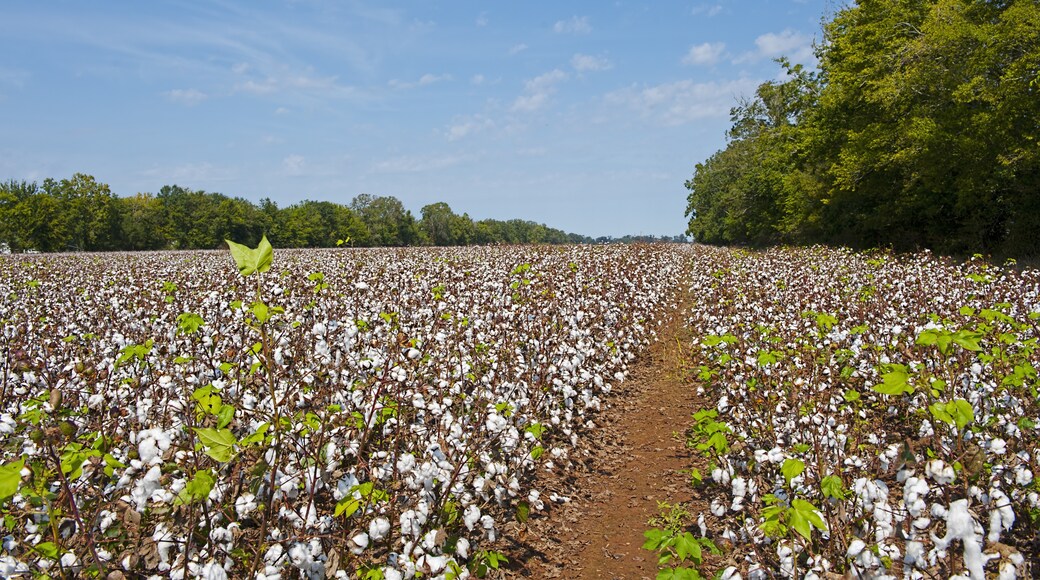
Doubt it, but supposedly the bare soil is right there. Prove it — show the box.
[502,302,709,579]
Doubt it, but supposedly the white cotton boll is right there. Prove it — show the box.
[987,488,1014,543]
[200,560,228,580]
[455,537,470,559]
[350,533,369,555]
[767,447,785,463]
[989,438,1007,455]
[480,514,496,541]
[931,499,990,579]
[397,454,416,475]
[369,517,391,542]
[711,497,727,517]
[235,493,257,518]
[925,460,956,485]
[528,489,544,511]
[847,539,867,558]
[1014,467,1033,486]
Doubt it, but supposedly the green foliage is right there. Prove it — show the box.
[761,494,827,542]
[226,235,273,277]
[685,1,1040,256]
[873,364,914,396]
[0,458,25,501]
[193,427,237,462]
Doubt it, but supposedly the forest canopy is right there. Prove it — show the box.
[0,175,598,252]
[685,0,1040,257]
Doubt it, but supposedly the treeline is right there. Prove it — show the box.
[685,0,1040,256]
[0,175,594,252]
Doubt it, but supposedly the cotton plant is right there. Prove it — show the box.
[676,246,1038,578]
[0,243,690,577]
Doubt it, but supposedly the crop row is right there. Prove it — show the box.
[0,244,689,579]
[673,247,1039,579]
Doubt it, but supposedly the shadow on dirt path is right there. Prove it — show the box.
[503,296,709,579]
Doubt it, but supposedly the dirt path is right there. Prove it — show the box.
[504,301,707,579]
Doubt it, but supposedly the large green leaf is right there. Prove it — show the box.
[225,235,273,277]
[873,365,913,396]
[781,458,805,485]
[193,427,237,462]
[0,458,24,500]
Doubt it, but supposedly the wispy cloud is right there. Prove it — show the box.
[683,42,726,66]
[140,162,239,183]
[511,69,568,113]
[371,153,471,174]
[735,29,815,64]
[553,16,591,35]
[471,74,485,85]
[282,154,305,176]
[508,43,528,56]
[445,115,495,141]
[692,4,723,17]
[165,88,208,105]
[571,53,612,72]
[388,73,451,90]
[476,13,489,27]
[606,78,760,126]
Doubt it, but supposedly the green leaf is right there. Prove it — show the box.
[515,501,530,523]
[33,541,60,559]
[873,364,913,396]
[0,458,24,500]
[240,422,270,447]
[178,469,215,504]
[530,446,545,460]
[820,474,846,500]
[225,235,273,277]
[334,496,361,518]
[928,402,954,426]
[781,458,805,485]
[673,532,702,564]
[642,528,669,551]
[791,498,827,539]
[193,428,237,462]
[843,389,861,403]
[217,404,235,429]
[949,399,974,430]
[952,330,983,352]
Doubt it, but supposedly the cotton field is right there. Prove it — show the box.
[681,247,1039,579]
[0,245,689,578]
[3,244,1038,580]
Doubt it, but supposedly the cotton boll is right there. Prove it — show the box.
[987,488,1014,543]
[369,517,391,542]
[350,533,369,555]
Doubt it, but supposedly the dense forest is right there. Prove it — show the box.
[686,0,1039,257]
[0,175,602,252]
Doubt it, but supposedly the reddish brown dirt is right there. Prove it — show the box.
[502,304,708,579]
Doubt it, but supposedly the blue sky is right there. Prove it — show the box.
[1,1,825,238]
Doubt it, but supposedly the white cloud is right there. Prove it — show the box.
[282,154,305,175]
[756,29,809,57]
[165,88,208,105]
[234,69,357,99]
[371,153,470,173]
[388,73,451,90]
[553,16,591,35]
[511,69,567,113]
[692,4,723,17]
[735,29,815,64]
[445,115,494,141]
[140,162,238,182]
[682,42,726,66]
[508,43,528,56]
[571,53,612,72]
[605,78,760,126]
[471,74,485,85]
[476,13,488,27]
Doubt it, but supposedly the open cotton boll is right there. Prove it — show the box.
[931,499,992,579]
[350,533,369,555]
[925,460,956,485]
[369,517,391,542]
[987,488,1014,543]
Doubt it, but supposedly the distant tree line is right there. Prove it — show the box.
[685,0,1040,257]
[0,175,598,252]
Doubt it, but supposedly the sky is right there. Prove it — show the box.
[0,1,827,238]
